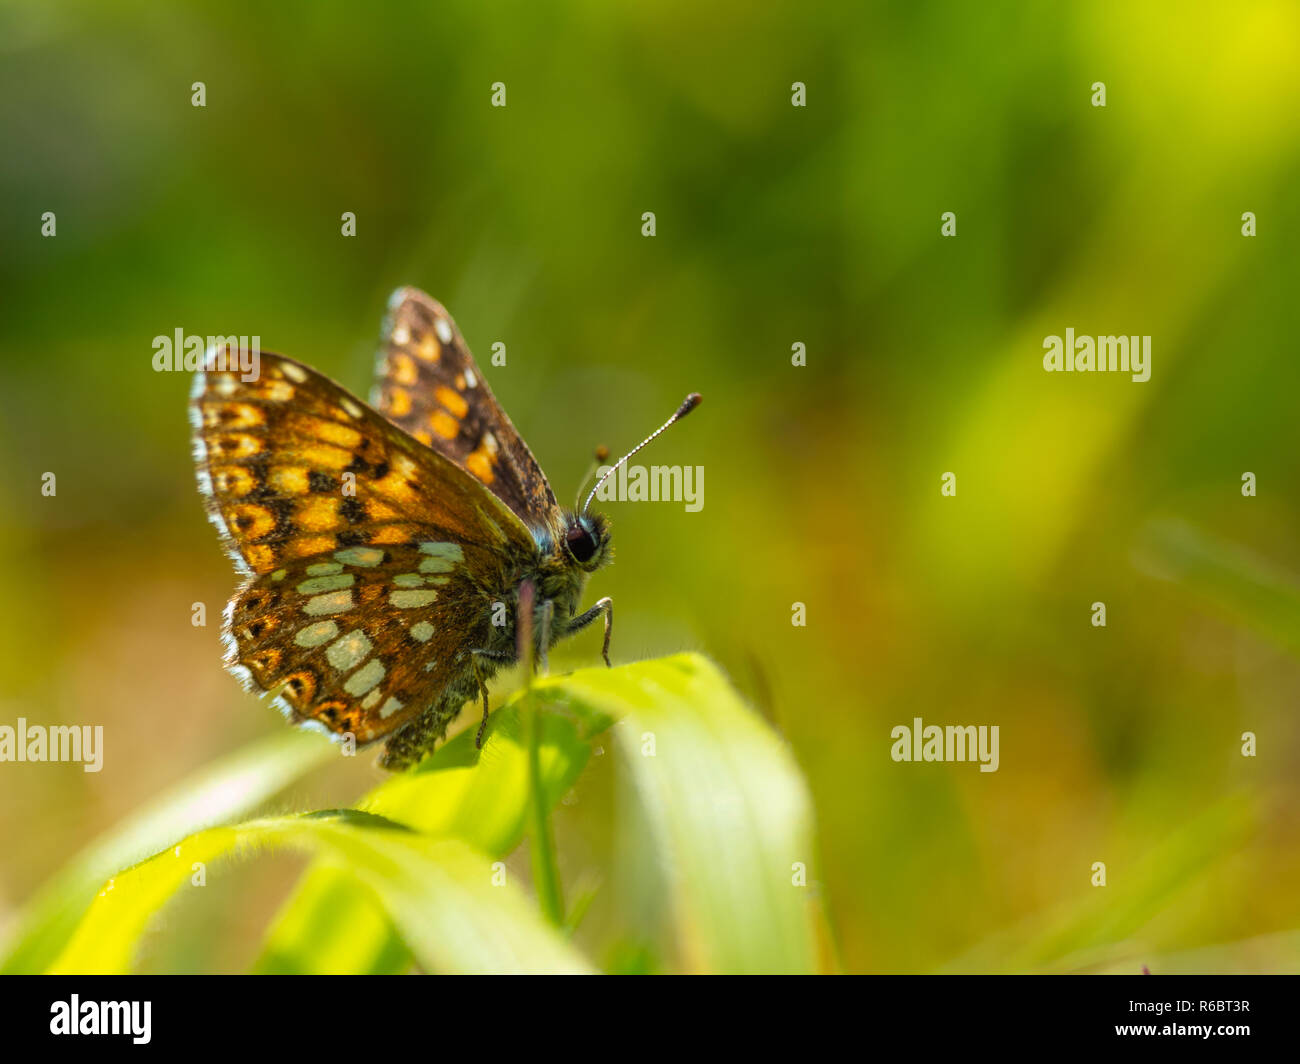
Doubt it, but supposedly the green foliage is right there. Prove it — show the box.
[941,792,1259,974]
[0,731,336,975]
[2,654,822,975]
[50,812,591,975]
[1137,519,1300,656]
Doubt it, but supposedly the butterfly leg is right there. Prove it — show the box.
[470,649,512,749]
[570,597,613,667]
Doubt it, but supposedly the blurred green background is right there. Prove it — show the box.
[2,0,1299,972]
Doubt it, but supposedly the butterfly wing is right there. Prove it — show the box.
[191,348,536,744]
[220,545,493,745]
[371,287,561,534]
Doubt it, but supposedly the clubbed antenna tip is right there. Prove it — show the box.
[582,392,703,516]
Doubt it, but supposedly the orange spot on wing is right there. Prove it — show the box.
[435,386,469,419]
[466,451,495,484]
[297,443,356,470]
[289,535,336,557]
[386,387,412,417]
[296,495,341,532]
[250,379,295,402]
[288,415,362,450]
[388,353,419,385]
[465,434,499,486]
[210,433,263,460]
[204,402,265,430]
[430,410,460,440]
[239,614,279,640]
[246,646,283,678]
[310,699,351,731]
[371,525,415,544]
[213,466,256,497]
[268,466,310,494]
[365,500,402,521]
[229,503,276,541]
[370,472,418,507]
[245,544,277,572]
[282,670,318,709]
[416,334,440,362]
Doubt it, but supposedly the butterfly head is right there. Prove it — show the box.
[561,510,612,572]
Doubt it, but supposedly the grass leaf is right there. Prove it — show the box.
[540,655,821,973]
[0,729,335,974]
[263,654,821,973]
[941,791,1257,973]
[1135,518,1300,656]
[50,811,591,975]
[256,688,612,973]
[29,654,818,974]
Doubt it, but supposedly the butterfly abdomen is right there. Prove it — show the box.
[379,664,489,770]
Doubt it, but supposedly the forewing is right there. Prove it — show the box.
[191,348,533,742]
[371,287,561,532]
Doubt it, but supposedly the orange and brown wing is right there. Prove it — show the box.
[371,287,561,532]
[221,544,496,744]
[191,348,534,742]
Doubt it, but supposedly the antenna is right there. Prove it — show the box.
[582,393,701,516]
[573,445,611,511]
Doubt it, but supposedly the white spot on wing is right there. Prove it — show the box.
[305,562,344,576]
[326,629,373,671]
[334,546,385,567]
[296,620,339,647]
[304,590,356,615]
[344,659,385,696]
[389,589,438,608]
[296,573,355,594]
[418,542,464,562]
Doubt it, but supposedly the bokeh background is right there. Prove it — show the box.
[2,0,1299,972]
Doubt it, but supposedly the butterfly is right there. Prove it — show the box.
[191,286,700,770]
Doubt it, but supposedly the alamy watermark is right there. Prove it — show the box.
[153,328,260,381]
[590,463,703,512]
[891,716,999,773]
[50,996,150,1044]
[0,719,103,772]
[1043,329,1150,382]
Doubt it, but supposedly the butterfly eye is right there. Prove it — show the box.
[565,524,598,563]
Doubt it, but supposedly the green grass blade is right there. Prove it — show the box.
[0,729,335,974]
[254,686,613,973]
[941,791,1257,973]
[259,654,821,974]
[50,811,592,975]
[552,654,821,973]
[1136,518,1300,655]
[256,863,411,975]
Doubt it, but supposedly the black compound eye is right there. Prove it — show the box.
[566,524,598,563]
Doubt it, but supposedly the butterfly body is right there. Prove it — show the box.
[379,520,609,768]
[191,289,626,770]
